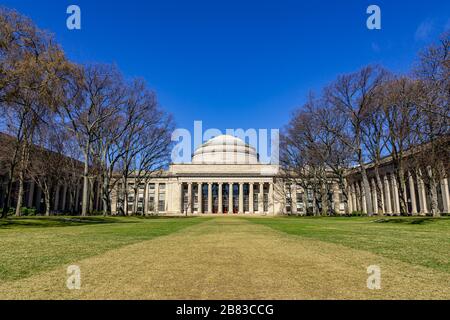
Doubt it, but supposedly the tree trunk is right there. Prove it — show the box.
[360,165,374,216]
[427,167,440,217]
[302,190,308,216]
[1,165,15,218]
[15,171,24,217]
[374,167,384,216]
[134,187,139,216]
[88,178,94,214]
[121,175,128,216]
[321,184,328,216]
[339,178,349,214]
[81,146,90,217]
[44,188,51,217]
[397,166,408,216]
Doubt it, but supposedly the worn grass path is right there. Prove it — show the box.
[1,218,449,300]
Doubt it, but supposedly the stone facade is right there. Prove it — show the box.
[111,135,449,216]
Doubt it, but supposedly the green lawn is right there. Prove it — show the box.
[1,216,450,299]
[0,216,206,282]
[245,216,450,274]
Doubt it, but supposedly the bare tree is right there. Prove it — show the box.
[0,7,72,217]
[27,123,68,216]
[324,65,388,216]
[281,97,343,216]
[59,64,125,216]
[378,77,423,215]
[410,32,450,216]
[115,80,173,215]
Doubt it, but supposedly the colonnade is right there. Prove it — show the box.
[181,181,274,214]
[20,180,93,213]
[348,171,450,215]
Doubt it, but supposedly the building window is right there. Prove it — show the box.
[297,192,304,212]
[285,197,292,213]
[263,184,269,212]
[307,189,314,208]
[158,184,166,212]
[244,184,249,212]
[182,184,189,212]
[148,184,155,212]
[193,185,199,212]
[136,184,144,214]
[254,189,259,212]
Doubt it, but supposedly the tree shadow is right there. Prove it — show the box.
[0,216,128,229]
[373,218,437,225]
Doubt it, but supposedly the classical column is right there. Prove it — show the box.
[371,179,378,215]
[441,177,450,214]
[347,187,353,213]
[27,181,35,208]
[207,183,213,214]
[249,183,254,214]
[177,182,183,214]
[351,184,357,213]
[408,172,418,215]
[418,178,428,215]
[238,183,244,213]
[332,184,340,214]
[391,174,400,215]
[218,183,223,214]
[144,183,149,215]
[379,181,385,215]
[187,183,193,214]
[361,183,367,214]
[198,183,203,214]
[291,184,297,214]
[384,175,392,215]
[229,183,234,214]
[154,183,160,214]
[416,172,427,215]
[269,182,274,214]
[258,183,264,213]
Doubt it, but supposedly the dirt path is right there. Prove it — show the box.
[1,218,449,299]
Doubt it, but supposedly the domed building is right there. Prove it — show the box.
[110,133,449,216]
[111,134,294,215]
[166,134,281,215]
[192,135,259,164]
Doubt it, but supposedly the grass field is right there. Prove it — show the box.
[0,216,205,282]
[245,216,450,274]
[0,216,449,299]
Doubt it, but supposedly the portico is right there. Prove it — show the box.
[179,181,273,215]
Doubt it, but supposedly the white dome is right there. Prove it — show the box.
[192,135,259,164]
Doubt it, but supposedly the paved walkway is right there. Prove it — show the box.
[1,218,450,299]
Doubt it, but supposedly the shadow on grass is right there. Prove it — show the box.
[372,218,438,225]
[0,215,204,229]
[0,217,125,229]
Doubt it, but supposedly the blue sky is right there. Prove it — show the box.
[2,0,449,134]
